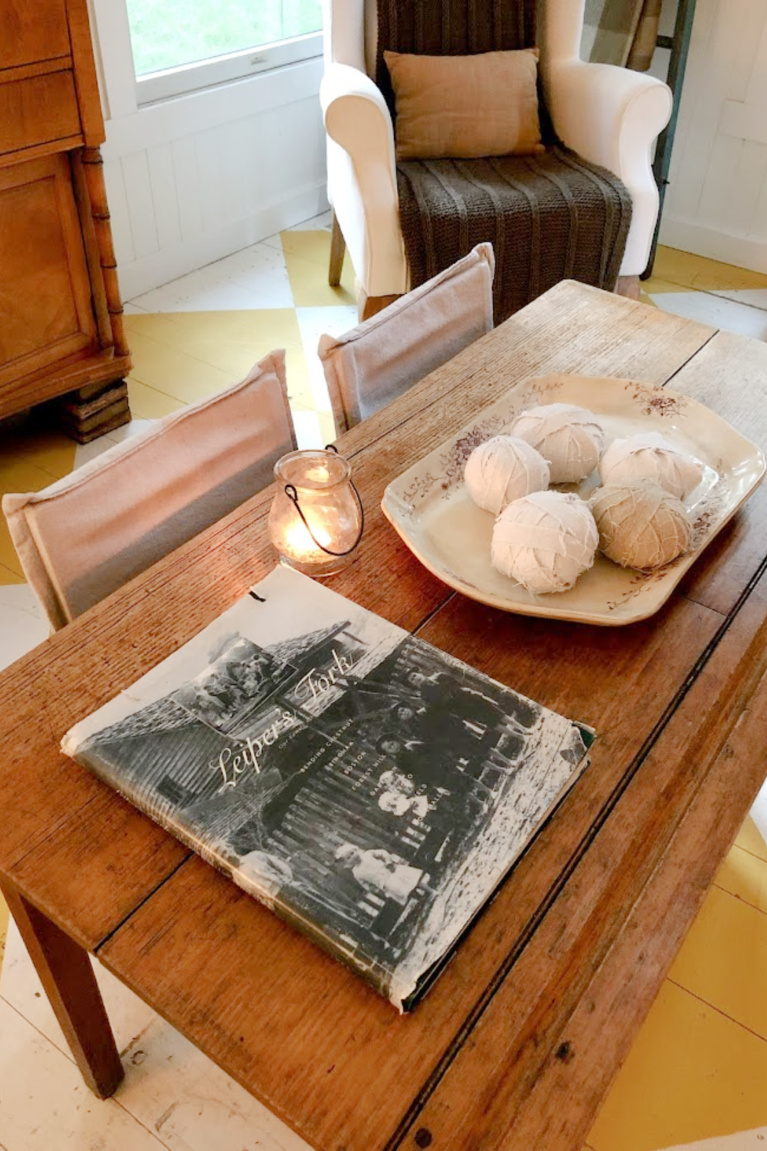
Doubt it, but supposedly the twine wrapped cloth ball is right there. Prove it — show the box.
[510,403,605,483]
[464,434,550,514]
[599,431,703,500]
[590,481,693,570]
[491,490,599,594]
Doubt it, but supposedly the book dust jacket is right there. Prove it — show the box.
[62,566,593,1010]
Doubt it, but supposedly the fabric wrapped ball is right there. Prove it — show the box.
[464,434,550,514]
[590,481,692,570]
[491,490,599,594]
[510,403,604,483]
[599,432,703,500]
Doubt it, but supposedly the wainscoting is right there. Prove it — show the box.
[89,0,328,301]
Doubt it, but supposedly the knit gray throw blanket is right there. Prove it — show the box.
[377,0,633,323]
[397,150,632,324]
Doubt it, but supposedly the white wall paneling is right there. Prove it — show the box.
[146,143,183,252]
[659,0,767,273]
[119,150,160,261]
[88,0,327,300]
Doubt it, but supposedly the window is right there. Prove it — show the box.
[126,0,323,104]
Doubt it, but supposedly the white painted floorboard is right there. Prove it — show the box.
[295,305,358,413]
[0,585,49,673]
[648,287,767,340]
[129,242,294,314]
[0,998,166,1151]
[659,1131,767,1151]
[0,922,312,1151]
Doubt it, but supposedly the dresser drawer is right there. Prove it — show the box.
[0,0,71,70]
[0,70,81,157]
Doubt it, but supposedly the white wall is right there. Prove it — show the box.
[88,3,328,300]
[659,0,767,272]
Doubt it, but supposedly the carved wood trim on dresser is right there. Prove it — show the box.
[0,0,132,441]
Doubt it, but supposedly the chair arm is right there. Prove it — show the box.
[545,60,672,180]
[320,63,408,296]
[320,63,396,164]
[545,61,672,274]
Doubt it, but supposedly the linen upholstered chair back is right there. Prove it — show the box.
[318,242,494,435]
[3,351,296,630]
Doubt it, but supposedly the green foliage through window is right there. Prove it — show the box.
[126,0,322,76]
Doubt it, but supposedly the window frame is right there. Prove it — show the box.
[89,0,323,116]
[135,31,324,106]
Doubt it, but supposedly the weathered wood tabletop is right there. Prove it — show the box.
[2,281,767,1151]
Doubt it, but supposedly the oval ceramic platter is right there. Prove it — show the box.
[380,374,766,625]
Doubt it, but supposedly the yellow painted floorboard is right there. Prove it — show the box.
[124,325,248,402]
[0,422,76,482]
[125,308,305,379]
[735,815,767,864]
[0,468,58,579]
[587,980,767,1151]
[653,247,767,293]
[0,561,23,585]
[714,842,767,915]
[126,378,185,420]
[281,230,356,307]
[668,882,767,1043]
[125,309,314,410]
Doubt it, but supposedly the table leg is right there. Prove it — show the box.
[0,878,124,1098]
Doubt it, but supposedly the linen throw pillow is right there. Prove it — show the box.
[384,48,544,161]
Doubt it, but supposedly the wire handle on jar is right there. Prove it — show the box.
[282,447,364,557]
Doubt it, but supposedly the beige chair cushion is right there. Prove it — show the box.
[384,48,544,161]
[3,351,296,630]
[318,242,495,435]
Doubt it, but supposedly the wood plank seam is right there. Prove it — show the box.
[5,790,192,951]
[660,328,719,384]
[411,594,458,638]
[93,853,191,951]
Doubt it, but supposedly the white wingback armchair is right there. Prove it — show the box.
[321,0,672,311]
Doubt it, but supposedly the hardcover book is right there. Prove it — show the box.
[61,566,594,1011]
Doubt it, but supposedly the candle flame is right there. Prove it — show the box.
[283,518,331,560]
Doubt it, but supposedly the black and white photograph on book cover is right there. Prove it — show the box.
[61,566,594,1011]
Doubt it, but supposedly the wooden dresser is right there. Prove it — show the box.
[0,0,132,441]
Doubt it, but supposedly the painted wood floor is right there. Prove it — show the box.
[1,216,767,1150]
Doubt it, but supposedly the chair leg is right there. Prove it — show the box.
[357,290,402,322]
[615,275,641,301]
[0,878,124,1099]
[329,211,346,287]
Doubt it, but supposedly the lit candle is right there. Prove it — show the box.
[282,517,332,562]
[268,449,363,577]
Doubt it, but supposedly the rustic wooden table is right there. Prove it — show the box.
[2,281,767,1151]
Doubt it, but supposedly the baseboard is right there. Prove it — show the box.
[659,217,767,276]
[117,184,329,302]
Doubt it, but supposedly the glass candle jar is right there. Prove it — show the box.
[268,449,364,577]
